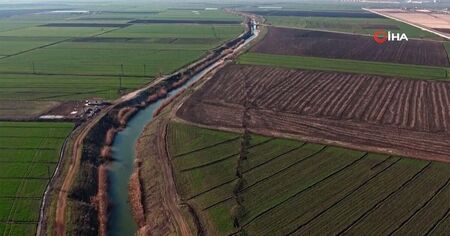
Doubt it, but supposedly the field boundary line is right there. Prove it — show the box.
[173,136,240,158]
[186,178,236,201]
[179,153,239,172]
[202,196,234,211]
[35,89,110,100]
[389,177,450,235]
[336,162,432,235]
[243,143,307,173]
[202,145,306,211]
[247,137,276,148]
[187,143,307,202]
[229,152,369,235]
[285,156,400,234]
[424,207,450,235]
[370,156,394,170]
[242,146,328,191]
[0,27,123,61]
[178,138,276,172]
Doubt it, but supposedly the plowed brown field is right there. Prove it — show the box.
[177,65,450,163]
[250,27,450,67]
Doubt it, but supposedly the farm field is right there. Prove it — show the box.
[72,9,241,22]
[0,122,73,236]
[265,16,441,39]
[238,53,449,80]
[0,8,244,119]
[250,27,450,67]
[0,74,149,119]
[369,9,450,38]
[0,24,243,76]
[167,122,450,235]
[246,9,383,18]
[177,64,450,162]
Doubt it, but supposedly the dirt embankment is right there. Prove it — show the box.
[133,55,240,236]
[134,105,193,236]
[129,170,146,229]
[54,14,254,236]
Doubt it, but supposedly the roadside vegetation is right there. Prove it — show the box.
[167,122,450,235]
[0,122,73,236]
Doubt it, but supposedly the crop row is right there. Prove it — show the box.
[0,122,73,236]
[168,122,450,235]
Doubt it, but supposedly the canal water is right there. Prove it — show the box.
[107,31,257,236]
[107,63,221,236]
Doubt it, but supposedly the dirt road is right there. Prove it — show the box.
[54,111,107,236]
[157,114,193,235]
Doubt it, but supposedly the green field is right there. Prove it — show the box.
[0,8,243,118]
[72,9,240,22]
[0,122,73,236]
[0,74,150,101]
[266,16,441,40]
[238,52,450,81]
[0,24,243,76]
[167,122,450,235]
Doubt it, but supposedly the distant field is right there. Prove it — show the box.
[238,53,449,80]
[0,8,243,118]
[0,24,243,76]
[0,74,150,119]
[72,9,241,22]
[0,74,149,101]
[251,27,449,67]
[0,101,59,120]
[265,16,441,39]
[168,122,450,235]
[248,10,382,18]
[0,122,73,236]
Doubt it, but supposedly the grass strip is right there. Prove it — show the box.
[238,53,450,81]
